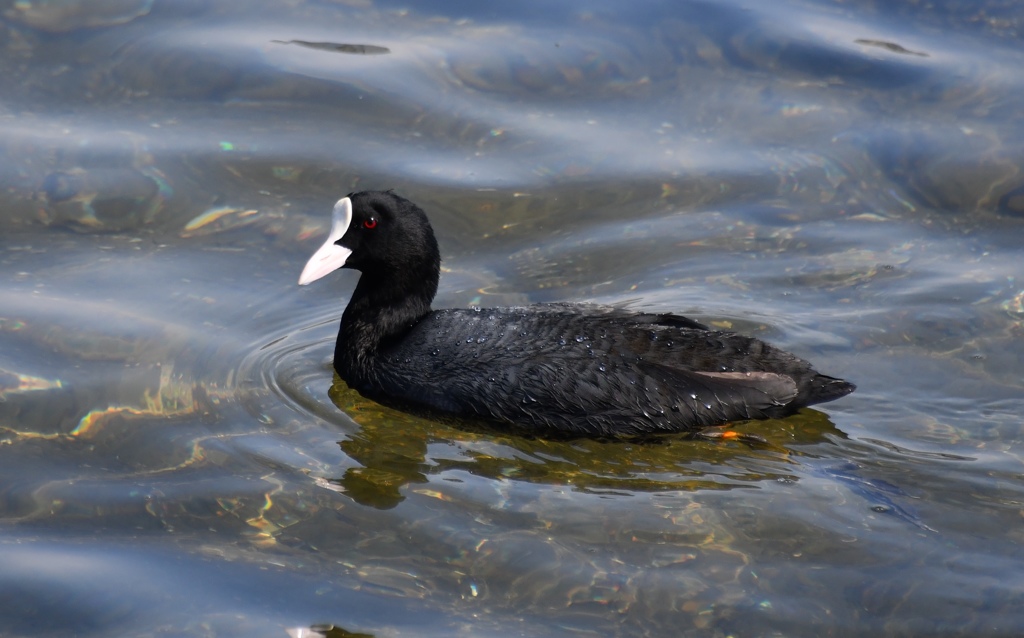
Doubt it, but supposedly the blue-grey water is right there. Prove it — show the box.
[2,1,1023,636]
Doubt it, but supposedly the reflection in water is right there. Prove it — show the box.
[273,40,391,56]
[328,379,938,531]
[328,379,845,509]
[2,0,1023,634]
[854,39,929,58]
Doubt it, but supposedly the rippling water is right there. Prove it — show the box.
[2,0,1023,636]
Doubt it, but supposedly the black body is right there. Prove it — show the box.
[317,191,854,437]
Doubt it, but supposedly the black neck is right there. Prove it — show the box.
[334,267,438,386]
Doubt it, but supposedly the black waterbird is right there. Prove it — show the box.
[299,191,854,438]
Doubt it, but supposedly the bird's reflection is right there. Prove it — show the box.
[328,378,846,510]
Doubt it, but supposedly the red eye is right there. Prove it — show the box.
[362,218,377,229]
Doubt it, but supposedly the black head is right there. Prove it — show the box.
[299,190,440,294]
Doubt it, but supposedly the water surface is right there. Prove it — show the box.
[2,0,1023,636]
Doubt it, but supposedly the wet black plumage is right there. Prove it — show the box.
[300,190,855,437]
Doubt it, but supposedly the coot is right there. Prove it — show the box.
[299,191,854,437]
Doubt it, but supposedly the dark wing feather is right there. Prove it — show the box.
[372,305,840,436]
